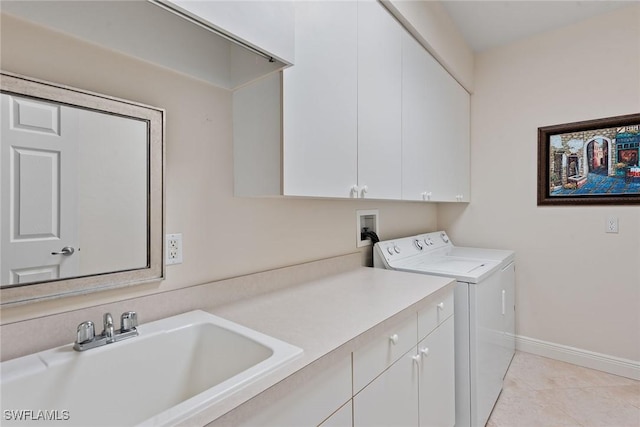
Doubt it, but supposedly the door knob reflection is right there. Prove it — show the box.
[51,246,75,256]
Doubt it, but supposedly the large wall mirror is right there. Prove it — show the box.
[0,72,164,305]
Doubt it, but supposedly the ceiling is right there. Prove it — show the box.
[441,1,634,52]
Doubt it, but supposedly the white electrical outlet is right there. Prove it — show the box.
[166,233,183,265]
[606,216,619,234]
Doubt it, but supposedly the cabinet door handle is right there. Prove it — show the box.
[412,354,421,365]
[350,185,359,198]
[501,290,506,315]
[420,347,430,357]
[389,334,399,345]
[437,302,444,310]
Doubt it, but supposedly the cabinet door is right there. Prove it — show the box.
[357,0,402,200]
[354,348,419,427]
[401,32,444,202]
[436,72,470,202]
[453,82,470,202]
[283,1,358,198]
[418,317,455,427]
[401,31,470,202]
[320,401,353,427]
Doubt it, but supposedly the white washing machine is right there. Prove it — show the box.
[374,231,515,427]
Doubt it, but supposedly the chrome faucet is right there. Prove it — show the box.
[74,311,139,351]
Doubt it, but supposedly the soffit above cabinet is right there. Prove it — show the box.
[0,0,286,90]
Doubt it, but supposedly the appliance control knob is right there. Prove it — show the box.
[414,239,423,250]
[441,232,449,243]
[394,245,401,254]
[387,246,394,256]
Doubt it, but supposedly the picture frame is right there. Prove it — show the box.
[537,113,640,205]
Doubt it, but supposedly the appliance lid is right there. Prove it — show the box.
[373,230,514,282]
[389,256,500,283]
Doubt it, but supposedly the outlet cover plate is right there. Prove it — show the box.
[606,216,619,234]
[166,233,183,265]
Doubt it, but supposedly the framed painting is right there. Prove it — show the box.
[537,113,640,205]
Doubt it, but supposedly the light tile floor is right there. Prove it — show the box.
[487,351,640,427]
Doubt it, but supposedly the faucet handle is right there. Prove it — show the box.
[76,321,95,344]
[120,311,138,332]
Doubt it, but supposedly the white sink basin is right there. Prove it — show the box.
[1,310,303,426]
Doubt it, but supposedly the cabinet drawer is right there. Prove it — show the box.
[418,289,454,340]
[353,314,417,393]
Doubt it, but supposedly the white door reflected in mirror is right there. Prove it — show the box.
[0,94,147,287]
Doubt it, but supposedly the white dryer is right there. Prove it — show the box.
[374,231,515,427]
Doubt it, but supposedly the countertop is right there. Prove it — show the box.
[187,266,455,426]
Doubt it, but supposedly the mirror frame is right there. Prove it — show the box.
[0,71,165,305]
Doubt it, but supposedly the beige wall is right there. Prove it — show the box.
[0,14,437,323]
[439,5,640,361]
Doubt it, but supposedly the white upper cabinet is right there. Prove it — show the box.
[233,0,470,202]
[448,78,471,203]
[401,31,440,202]
[156,0,295,65]
[283,0,402,200]
[283,1,358,198]
[402,30,470,202]
[357,0,402,200]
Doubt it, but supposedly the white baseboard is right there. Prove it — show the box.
[515,335,640,380]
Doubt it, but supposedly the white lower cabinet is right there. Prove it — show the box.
[320,401,353,427]
[418,317,456,427]
[236,354,352,427]
[353,314,418,393]
[354,348,420,426]
[353,290,456,427]
[235,289,455,427]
